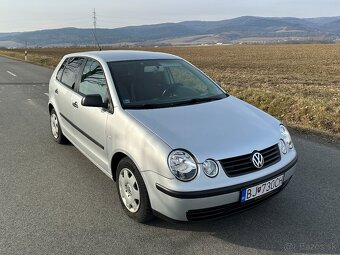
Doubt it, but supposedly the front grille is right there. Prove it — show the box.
[219,144,281,177]
[186,178,290,221]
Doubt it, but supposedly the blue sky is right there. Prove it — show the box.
[0,0,339,32]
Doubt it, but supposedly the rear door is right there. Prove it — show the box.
[71,58,112,172]
[54,57,85,139]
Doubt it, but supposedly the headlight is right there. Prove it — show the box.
[168,150,198,181]
[280,125,293,149]
[203,159,219,178]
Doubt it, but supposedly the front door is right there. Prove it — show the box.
[71,58,111,173]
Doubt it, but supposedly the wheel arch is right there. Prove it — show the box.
[111,152,128,181]
[48,103,54,114]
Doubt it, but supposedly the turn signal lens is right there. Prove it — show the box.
[203,159,219,178]
[279,139,287,154]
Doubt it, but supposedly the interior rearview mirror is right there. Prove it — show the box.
[144,65,165,72]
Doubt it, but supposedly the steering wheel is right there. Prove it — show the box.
[161,86,174,97]
[161,83,182,97]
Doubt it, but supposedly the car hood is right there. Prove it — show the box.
[126,96,281,162]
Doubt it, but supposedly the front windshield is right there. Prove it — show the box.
[108,59,227,109]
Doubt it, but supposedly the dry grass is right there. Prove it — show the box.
[1,44,339,138]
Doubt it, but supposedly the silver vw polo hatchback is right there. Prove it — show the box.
[48,50,297,222]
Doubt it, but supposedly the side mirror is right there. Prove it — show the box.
[81,94,108,108]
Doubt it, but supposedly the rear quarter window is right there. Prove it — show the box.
[56,59,67,81]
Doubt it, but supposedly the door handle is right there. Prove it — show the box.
[55,89,59,94]
[72,101,78,108]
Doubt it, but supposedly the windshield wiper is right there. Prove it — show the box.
[173,95,225,106]
[124,95,226,109]
[124,103,175,109]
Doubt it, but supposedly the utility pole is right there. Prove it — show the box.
[92,8,101,50]
[93,8,97,30]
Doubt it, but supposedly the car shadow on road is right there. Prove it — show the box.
[146,137,340,254]
[147,177,339,254]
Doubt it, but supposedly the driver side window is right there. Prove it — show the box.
[79,59,108,103]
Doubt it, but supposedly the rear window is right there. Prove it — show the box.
[60,57,85,88]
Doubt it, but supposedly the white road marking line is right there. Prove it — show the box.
[6,70,17,77]
[44,93,49,97]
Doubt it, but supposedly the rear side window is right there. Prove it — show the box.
[60,57,85,88]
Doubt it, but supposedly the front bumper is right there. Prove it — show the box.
[185,177,291,221]
[143,154,297,222]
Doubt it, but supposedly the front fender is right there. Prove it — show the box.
[108,109,174,180]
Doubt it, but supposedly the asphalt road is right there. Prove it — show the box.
[0,56,339,255]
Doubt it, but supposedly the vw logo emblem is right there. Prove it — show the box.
[252,152,264,168]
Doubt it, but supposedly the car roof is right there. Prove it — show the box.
[65,50,181,62]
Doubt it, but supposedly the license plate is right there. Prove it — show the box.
[241,175,284,203]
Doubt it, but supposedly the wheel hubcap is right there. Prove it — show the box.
[118,168,140,213]
[51,113,59,139]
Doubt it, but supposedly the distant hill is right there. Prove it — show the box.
[1,16,339,48]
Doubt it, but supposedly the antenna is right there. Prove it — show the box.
[92,8,102,51]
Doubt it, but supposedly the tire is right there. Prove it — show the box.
[116,157,154,223]
[50,108,67,144]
